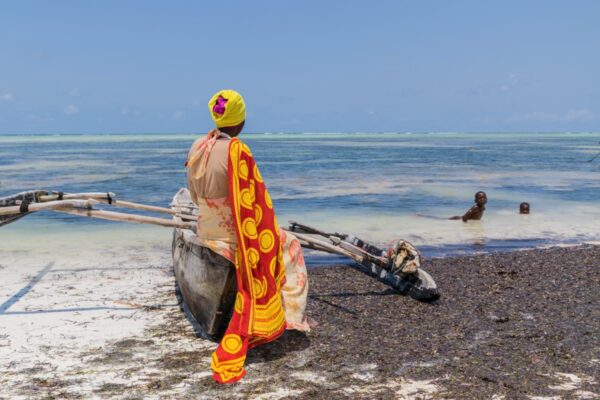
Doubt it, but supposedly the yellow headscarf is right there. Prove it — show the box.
[208,89,246,128]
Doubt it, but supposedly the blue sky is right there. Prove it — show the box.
[1,1,599,134]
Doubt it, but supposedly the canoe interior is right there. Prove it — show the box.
[171,188,236,338]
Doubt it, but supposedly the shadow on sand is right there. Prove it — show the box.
[309,288,397,316]
[0,261,54,314]
[246,330,311,365]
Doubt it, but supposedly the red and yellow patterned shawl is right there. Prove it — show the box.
[210,138,287,384]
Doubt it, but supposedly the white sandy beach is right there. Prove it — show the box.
[0,226,208,398]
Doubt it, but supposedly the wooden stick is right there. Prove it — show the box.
[34,191,197,215]
[175,213,197,221]
[330,236,388,265]
[296,239,338,254]
[171,205,199,213]
[38,192,116,202]
[0,199,98,216]
[39,192,178,215]
[101,199,177,215]
[287,221,387,264]
[52,207,194,229]
[283,229,361,262]
[6,190,195,227]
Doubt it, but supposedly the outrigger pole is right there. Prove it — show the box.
[0,191,194,229]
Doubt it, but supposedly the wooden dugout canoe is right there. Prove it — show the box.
[170,188,236,338]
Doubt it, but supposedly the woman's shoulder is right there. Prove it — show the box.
[190,136,204,148]
[187,137,204,159]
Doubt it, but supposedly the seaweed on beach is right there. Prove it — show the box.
[301,245,600,399]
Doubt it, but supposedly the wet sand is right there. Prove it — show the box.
[1,243,598,399]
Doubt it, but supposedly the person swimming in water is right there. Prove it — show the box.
[519,202,530,214]
[449,191,487,222]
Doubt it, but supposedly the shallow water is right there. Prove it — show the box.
[1,132,599,258]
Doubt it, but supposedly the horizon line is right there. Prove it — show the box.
[1,130,599,136]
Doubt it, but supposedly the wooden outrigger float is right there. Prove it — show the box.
[1,188,439,338]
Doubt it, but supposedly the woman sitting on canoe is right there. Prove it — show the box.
[185,89,311,384]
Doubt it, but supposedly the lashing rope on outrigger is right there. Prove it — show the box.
[19,199,31,214]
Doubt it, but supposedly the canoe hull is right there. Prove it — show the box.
[171,188,236,338]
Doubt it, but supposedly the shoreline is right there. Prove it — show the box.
[6,216,599,262]
[1,244,598,399]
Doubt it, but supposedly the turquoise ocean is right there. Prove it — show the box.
[1,132,599,260]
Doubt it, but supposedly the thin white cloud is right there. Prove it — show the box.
[63,105,79,115]
[505,108,595,123]
[505,111,556,123]
[471,116,497,124]
[500,74,521,92]
[121,108,141,117]
[172,110,184,120]
[564,108,595,122]
[66,88,80,97]
[1,92,15,102]
[459,74,528,96]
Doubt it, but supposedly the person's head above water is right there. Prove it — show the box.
[475,191,487,207]
[208,89,246,136]
[519,202,530,214]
